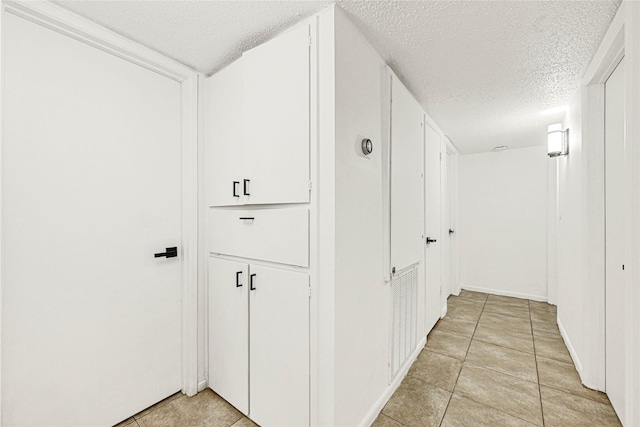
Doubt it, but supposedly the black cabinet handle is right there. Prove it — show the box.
[243,179,250,196]
[239,217,255,220]
[449,229,455,234]
[154,247,177,258]
[236,271,242,287]
[426,238,437,244]
[233,181,240,197]
[250,274,256,291]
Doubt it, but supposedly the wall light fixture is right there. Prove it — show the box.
[548,123,569,157]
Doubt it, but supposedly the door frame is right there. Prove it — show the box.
[0,2,201,419]
[579,2,640,423]
[444,138,460,297]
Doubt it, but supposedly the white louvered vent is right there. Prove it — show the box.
[391,264,418,377]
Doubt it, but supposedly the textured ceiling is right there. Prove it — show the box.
[54,0,621,154]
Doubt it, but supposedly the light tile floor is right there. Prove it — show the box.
[373,291,622,427]
[114,290,622,427]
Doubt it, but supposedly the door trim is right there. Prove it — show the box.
[0,1,201,410]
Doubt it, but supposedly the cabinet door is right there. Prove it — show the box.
[208,207,310,267]
[208,257,249,415]
[249,265,309,426]
[243,23,310,205]
[207,59,246,206]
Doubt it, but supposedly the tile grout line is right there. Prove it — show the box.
[437,295,487,427]
[530,299,546,427]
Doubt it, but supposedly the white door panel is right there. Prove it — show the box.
[424,123,442,333]
[605,56,626,424]
[208,207,310,267]
[243,24,310,205]
[207,59,246,207]
[249,265,309,427]
[2,14,182,426]
[390,77,424,271]
[208,258,249,415]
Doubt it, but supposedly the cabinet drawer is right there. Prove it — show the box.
[209,208,309,267]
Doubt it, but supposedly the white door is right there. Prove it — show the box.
[208,258,249,415]
[249,265,309,426]
[207,59,246,207]
[442,152,451,299]
[243,24,310,205]
[390,77,424,271]
[424,123,442,333]
[2,14,182,426]
[605,56,626,423]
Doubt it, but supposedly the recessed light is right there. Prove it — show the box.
[493,145,508,151]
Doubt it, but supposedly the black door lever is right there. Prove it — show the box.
[426,237,437,244]
[449,229,455,234]
[154,247,178,258]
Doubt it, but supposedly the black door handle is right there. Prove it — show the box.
[243,179,250,196]
[236,271,243,287]
[250,273,256,291]
[426,238,437,244]
[154,247,177,258]
[233,181,240,197]
[449,229,455,234]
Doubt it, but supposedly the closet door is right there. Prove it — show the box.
[207,59,246,206]
[249,265,310,426]
[208,258,249,415]
[243,24,310,205]
[390,76,424,271]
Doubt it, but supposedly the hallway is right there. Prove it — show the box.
[373,291,621,426]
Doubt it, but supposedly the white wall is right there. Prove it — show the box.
[556,91,588,376]
[553,6,640,424]
[459,146,548,300]
[333,9,391,426]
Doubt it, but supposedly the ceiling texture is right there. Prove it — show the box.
[54,0,621,154]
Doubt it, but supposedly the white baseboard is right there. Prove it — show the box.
[197,380,207,393]
[359,336,427,427]
[557,317,583,376]
[441,304,447,319]
[461,284,547,302]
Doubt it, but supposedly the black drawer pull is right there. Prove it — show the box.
[243,179,250,196]
[233,181,240,197]
[250,274,256,291]
[236,271,242,287]
[239,217,254,220]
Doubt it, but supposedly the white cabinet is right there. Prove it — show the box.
[208,258,309,426]
[207,23,310,207]
[208,258,249,415]
[249,265,310,427]
[206,59,246,207]
[208,207,309,267]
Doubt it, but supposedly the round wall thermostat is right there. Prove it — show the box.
[361,138,373,155]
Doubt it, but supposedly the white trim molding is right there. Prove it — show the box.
[0,0,201,401]
[360,336,426,427]
[460,284,548,303]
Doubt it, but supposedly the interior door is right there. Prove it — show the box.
[208,258,249,415]
[242,23,310,205]
[424,123,442,333]
[390,77,424,271]
[605,56,626,424]
[2,14,182,426]
[249,265,309,427]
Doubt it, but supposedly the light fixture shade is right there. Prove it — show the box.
[548,123,568,157]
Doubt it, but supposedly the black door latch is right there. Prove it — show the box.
[154,247,178,258]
